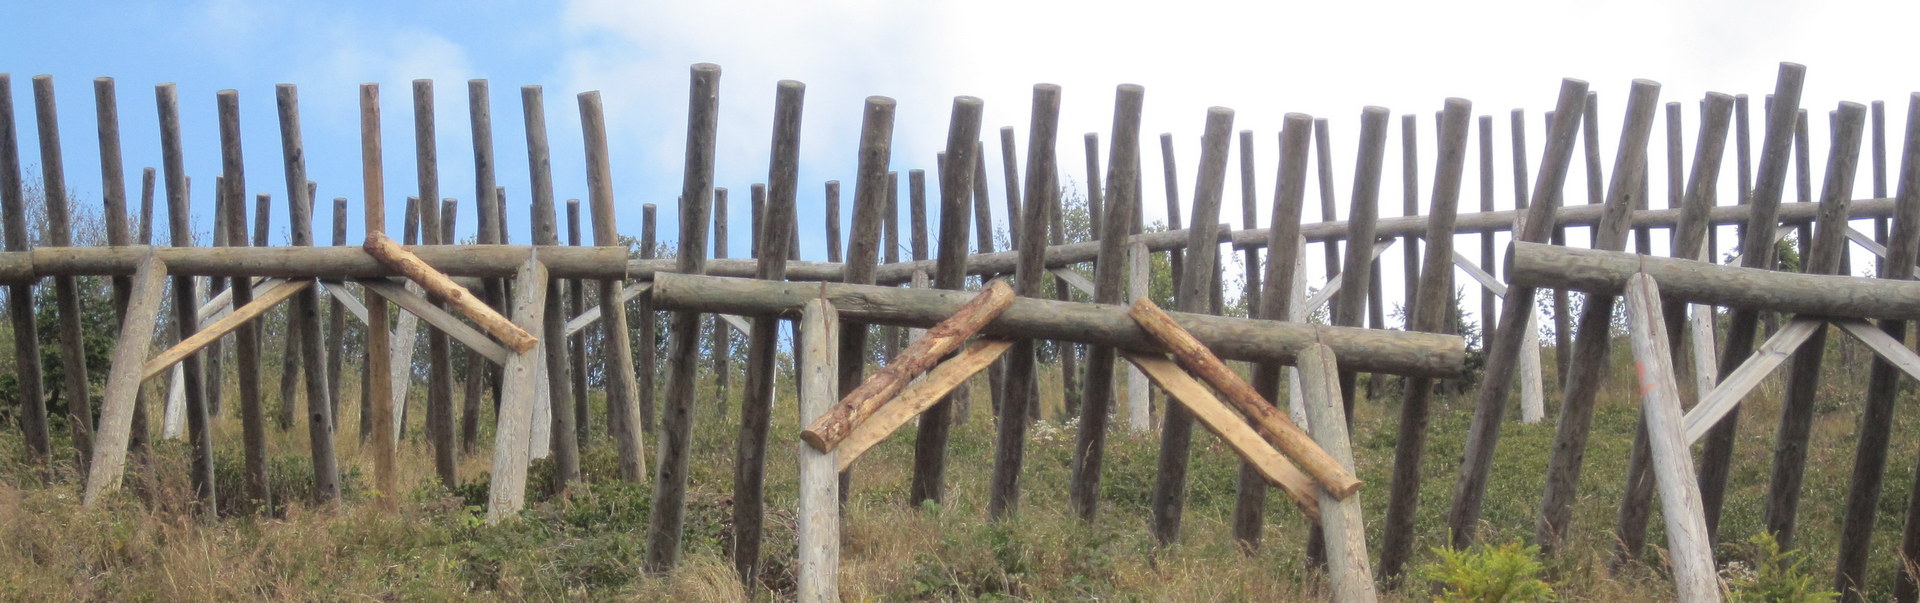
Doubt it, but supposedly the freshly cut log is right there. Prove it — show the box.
[801,280,1015,451]
[835,339,1012,471]
[365,231,537,353]
[650,272,1464,378]
[1129,298,1362,499]
[1123,352,1321,520]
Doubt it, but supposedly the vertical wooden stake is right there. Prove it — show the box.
[486,253,549,523]
[83,255,168,504]
[579,91,647,480]
[906,97,977,506]
[1299,343,1377,603]
[157,83,217,514]
[1622,273,1720,603]
[1068,84,1142,522]
[795,299,841,603]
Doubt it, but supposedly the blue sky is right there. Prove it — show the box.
[4,0,1916,319]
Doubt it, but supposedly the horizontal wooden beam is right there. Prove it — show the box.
[1511,241,1920,321]
[2,244,628,281]
[366,232,537,353]
[650,272,1465,378]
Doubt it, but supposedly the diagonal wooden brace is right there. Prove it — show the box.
[83,255,169,505]
[1126,351,1321,520]
[142,277,309,381]
[835,339,1013,471]
[1129,297,1363,499]
[365,231,537,353]
[801,279,1016,451]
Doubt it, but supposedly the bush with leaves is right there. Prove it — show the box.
[1416,541,1556,602]
[1723,532,1836,603]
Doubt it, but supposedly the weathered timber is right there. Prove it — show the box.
[645,63,719,573]
[1537,79,1662,556]
[908,95,975,506]
[795,299,840,603]
[275,84,340,502]
[417,79,457,488]
[82,255,167,504]
[157,83,216,514]
[991,84,1062,521]
[365,231,537,353]
[1069,84,1144,523]
[33,76,96,470]
[522,84,578,489]
[90,76,141,471]
[1447,78,1588,549]
[1622,273,1721,603]
[358,83,398,508]
[485,254,547,523]
[804,280,1013,451]
[361,279,508,366]
[1509,242,1920,320]
[142,278,308,380]
[579,90,647,480]
[652,272,1463,378]
[1299,343,1377,603]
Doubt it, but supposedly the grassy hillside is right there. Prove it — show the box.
[0,328,1914,600]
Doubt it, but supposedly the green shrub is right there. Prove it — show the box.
[1416,541,1556,602]
[1724,532,1836,603]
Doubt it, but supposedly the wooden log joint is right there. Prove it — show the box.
[801,279,1015,451]
[1128,297,1363,499]
[365,231,539,352]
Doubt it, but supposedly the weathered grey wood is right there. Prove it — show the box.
[1537,80,1662,556]
[1150,106,1235,543]
[1614,91,1738,566]
[1400,114,1420,329]
[1380,100,1470,580]
[521,84,578,489]
[1765,101,1864,548]
[1510,241,1920,321]
[578,90,647,481]
[712,187,732,410]
[795,298,841,603]
[130,167,156,453]
[208,181,229,420]
[1049,266,1095,295]
[1298,343,1376,603]
[486,253,547,523]
[1845,93,1920,601]
[562,282,647,336]
[1068,84,1142,522]
[1047,153,1081,418]
[209,90,270,513]
[646,63,720,573]
[1160,132,1184,278]
[1832,318,1920,381]
[1127,240,1150,431]
[565,198,588,445]
[843,105,898,467]
[1306,239,1395,313]
[636,203,658,433]
[1697,63,1805,538]
[9,243,624,280]
[359,279,509,366]
[655,272,1462,378]
[1621,273,1720,603]
[356,83,398,507]
[821,181,842,264]
[1479,115,1498,351]
[82,255,167,504]
[417,79,458,488]
[1335,108,1388,416]
[1676,316,1823,443]
[1239,129,1261,317]
[382,209,424,444]
[90,77,144,468]
[32,76,97,471]
[156,83,216,513]
[991,84,1061,521]
[1315,118,1343,296]
[1447,78,1588,550]
[904,96,978,506]
[732,79,802,589]
[1087,132,1106,241]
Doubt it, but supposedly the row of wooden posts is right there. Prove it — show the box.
[3,62,1918,600]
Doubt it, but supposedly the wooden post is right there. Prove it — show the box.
[1299,343,1377,603]
[579,91,648,480]
[1160,132,1184,279]
[522,84,579,489]
[1697,63,1805,538]
[0,74,49,470]
[795,299,841,603]
[1087,132,1106,241]
[1150,106,1236,543]
[329,197,347,434]
[637,202,658,433]
[91,77,140,469]
[712,187,732,409]
[825,181,842,263]
[82,255,167,504]
[992,84,1061,519]
[1236,112,1316,548]
[1379,99,1473,581]
[906,96,979,506]
[1478,115,1497,353]
[1763,101,1864,548]
[566,198,589,445]
[416,79,458,487]
[1621,273,1721,603]
[1447,78,1589,549]
[1069,84,1143,522]
[646,63,720,573]
[1400,114,1420,330]
[1049,155,1080,418]
[486,253,548,523]
[157,83,216,513]
[1536,81,1662,555]
[32,76,96,470]
[838,97,897,481]
[357,83,397,507]
[967,144,1000,425]
[131,167,156,455]
[214,89,272,513]
[731,79,802,589]
[1615,91,1735,566]
[1238,130,1261,316]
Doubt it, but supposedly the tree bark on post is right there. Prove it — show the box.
[33,76,96,472]
[1446,78,1589,549]
[1069,84,1143,523]
[1148,106,1235,543]
[1536,80,1662,556]
[1697,63,1805,539]
[645,63,720,573]
[415,79,459,488]
[906,97,982,505]
[579,91,648,481]
[990,85,1060,521]
[216,89,271,514]
[712,187,732,410]
[157,83,216,514]
[732,79,802,590]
